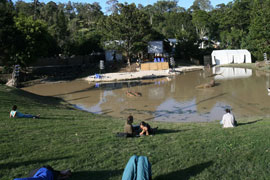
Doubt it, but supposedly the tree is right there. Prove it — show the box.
[175,14,198,61]
[64,1,75,21]
[0,0,17,66]
[13,15,57,66]
[139,1,185,39]
[68,31,103,55]
[106,0,118,14]
[15,0,35,16]
[208,3,227,41]
[152,0,179,13]
[192,10,210,48]
[39,1,58,26]
[39,2,69,53]
[156,11,194,39]
[73,2,103,28]
[216,0,251,49]
[191,0,213,11]
[102,3,153,65]
[243,0,270,60]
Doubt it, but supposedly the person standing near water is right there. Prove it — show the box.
[220,109,237,128]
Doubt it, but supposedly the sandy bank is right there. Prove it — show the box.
[85,66,204,82]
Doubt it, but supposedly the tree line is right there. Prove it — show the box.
[0,0,269,67]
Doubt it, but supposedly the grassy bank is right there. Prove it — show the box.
[0,85,270,180]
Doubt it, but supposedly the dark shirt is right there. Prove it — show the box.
[141,123,152,135]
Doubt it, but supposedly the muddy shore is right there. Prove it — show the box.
[85,66,204,82]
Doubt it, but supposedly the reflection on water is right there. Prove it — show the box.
[152,98,228,122]
[22,68,270,122]
[213,67,252,80]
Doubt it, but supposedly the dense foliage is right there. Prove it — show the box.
[1,0,270,66]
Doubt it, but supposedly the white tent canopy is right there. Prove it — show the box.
[211,49,252,65]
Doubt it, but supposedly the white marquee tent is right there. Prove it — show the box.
[211,49,252,65]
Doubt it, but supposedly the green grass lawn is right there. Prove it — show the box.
[0,84,270,180]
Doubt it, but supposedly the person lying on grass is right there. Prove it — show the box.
[10,105,40,119]
[14,165,71,180]
[139,121,157,136]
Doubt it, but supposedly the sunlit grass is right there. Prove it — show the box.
[0,85,270,180]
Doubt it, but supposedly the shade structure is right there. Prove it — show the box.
[211,49,252,65]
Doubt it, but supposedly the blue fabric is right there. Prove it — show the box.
[14,111,25,118]
[22,114,35,118]
[122,155,137,180]
[14,168,54,180]
[161,58,164,62]
[122,155,151,180]
[16,111,25,118]
[137,156,151,180]
[11,110,34,118]
[95,74,102,79]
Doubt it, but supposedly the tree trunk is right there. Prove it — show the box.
[127,50,131,66]
[127,57,131,66]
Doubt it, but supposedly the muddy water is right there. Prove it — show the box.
[22,67,270,122]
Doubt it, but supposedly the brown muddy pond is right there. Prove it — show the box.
[22,67,270,122]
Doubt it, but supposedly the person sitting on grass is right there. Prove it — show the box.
[10,105,40,119]
[123,115,140,137]
[14,165,71,180]
[220,108,237,128]
[124,115,135,137]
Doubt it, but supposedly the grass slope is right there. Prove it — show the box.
[0,85,269,180]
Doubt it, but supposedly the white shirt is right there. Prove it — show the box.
[221,113,235,128]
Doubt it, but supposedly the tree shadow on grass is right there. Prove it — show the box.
[155,129,189,135]
[10,88,64,106]
[155,161,213,180]
[237,119,262,126]
[0,156,72,169]
[70,169,123,180]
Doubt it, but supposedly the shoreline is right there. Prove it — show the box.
[84,66,204,82]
